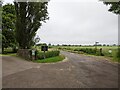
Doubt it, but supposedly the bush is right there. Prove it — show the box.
[12,47,18,53]
[115,47,120,62]
[73,48,104,56]
[37,50,60,60]
[74,48,96,54]
[3,47,18,54]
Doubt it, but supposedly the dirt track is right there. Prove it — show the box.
[2,51,118,88]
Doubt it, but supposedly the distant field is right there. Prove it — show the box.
[51,46,119,62]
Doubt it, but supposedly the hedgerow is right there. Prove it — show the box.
[37,50,60,60]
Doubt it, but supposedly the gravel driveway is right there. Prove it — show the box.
[2,51,118,88]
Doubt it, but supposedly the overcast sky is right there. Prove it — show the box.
[3,0,118,45]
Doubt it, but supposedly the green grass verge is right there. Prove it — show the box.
[34,55,65,63]
[0,53,17,57]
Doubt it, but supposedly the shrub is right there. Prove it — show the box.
[117,47,120,58]
[74,48,95,54]
[12,47,18,53]
[73,48,104,56]
[36,51,44,59]
[115,47,120,62]
[58,47,62,49]
[37,50,60,60]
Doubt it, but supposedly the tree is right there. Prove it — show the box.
[0,1,2,53]
[0,1,2,28]
[101,1,120,60]
[0,33,1,53]
[48,43,51,46]
[102,1,120,15]
[14,1,49,49]
[103,44,106,46]
[36,43,47,46]
[2,4,16,52]
[113,44,116,46]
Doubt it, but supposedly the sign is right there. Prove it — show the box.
[108,50,112,53]
[32,50,35,56]
[35,37,40,43]
[41,46,48,51]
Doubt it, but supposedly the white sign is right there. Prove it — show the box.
[108,50,112,53]
[32,50,35,56]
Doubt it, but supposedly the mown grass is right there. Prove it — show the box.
[34,55,65,63]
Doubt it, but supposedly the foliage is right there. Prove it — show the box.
[2,29,15,47]
[74,48,97,55]
[57,46,119,61]
[73,48,104,56]
[116,47,120,61]
[0,33,2,53]
[0,4,2,29]
[37,50,60,60]
[36,43,47,46]
[34,55,65,63]
[102,1,120,15]
[14,2,49,49]
[2,4,16,52]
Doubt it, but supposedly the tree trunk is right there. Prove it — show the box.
[2,47,4,54]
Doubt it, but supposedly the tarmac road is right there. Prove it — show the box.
[2,51,118,88]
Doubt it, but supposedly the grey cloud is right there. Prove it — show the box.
[3,0,118,45]
[37,1,118,45]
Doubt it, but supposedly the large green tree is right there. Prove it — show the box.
[2,4,16,52]
[0,1,2,29]
[14,1,49,49]
[102,1,120,15]
[0,2,2,52]
[102,1,120,60]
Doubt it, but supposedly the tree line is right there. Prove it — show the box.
[1,1,120,53]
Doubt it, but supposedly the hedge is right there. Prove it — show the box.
[74,48,96,54]
[37,50,60,60]
[73,48,104,56]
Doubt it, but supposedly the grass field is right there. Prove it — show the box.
[50,45,119,62]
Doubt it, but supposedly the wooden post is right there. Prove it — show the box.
[43,50,46,59]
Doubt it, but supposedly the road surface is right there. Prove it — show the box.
[2,51,118,88]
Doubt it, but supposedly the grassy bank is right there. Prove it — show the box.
[34,55,65,63]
